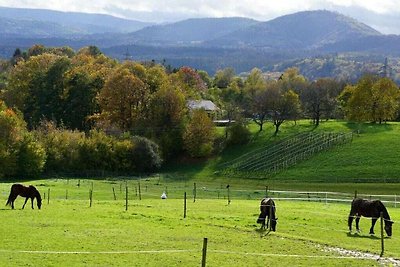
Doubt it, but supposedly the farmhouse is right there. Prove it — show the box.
[187,99,219,119]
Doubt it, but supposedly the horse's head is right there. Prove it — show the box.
[257,213,266,224]
[385,220,394,237]
[35,191,42,210]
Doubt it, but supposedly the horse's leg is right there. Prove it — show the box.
[355,216,361,232]
[22,197,29,209]
[369,218,377,235]
[348,214,354,232]
[31,197,34,209]
[11,199,15,209]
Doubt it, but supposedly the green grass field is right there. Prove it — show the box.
[2,120,400,266]
[1,179,399,266]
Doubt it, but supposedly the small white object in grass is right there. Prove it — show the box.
[161,192,167,199]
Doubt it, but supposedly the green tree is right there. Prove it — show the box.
[214,68,235,89]
[3,53,66,128]
[301,78,342,126]
[339,75,400,123]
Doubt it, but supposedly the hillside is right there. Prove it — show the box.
[169,120,400,183]
[207,10,381,49]
[0,6,152,35]
[128,17,259,45]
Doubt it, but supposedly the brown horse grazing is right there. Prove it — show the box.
[348,198,393,236]
[6,184,42,210]
[257,198,278,231]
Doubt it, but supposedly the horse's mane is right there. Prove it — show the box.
[377,200,391,221]
[29,185,42,202]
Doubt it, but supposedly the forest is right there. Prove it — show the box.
[0,44,399,179]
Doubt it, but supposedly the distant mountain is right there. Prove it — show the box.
[0,17,82,38]
[1,8,399,80]
[320,34,400,55]
[0,6,152,35]
[127,17,259,45]
[207,10,381,49]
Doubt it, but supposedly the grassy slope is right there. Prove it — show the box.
[164,120,400,193]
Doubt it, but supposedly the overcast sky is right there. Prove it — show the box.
[0,0,399,34]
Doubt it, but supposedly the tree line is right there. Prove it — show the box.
[0,45,399,179]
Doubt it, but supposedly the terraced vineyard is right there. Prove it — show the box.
[219,132,353,177]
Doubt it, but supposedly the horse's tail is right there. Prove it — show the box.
[6,189,13,206]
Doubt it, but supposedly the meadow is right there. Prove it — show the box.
[1,179,399,266]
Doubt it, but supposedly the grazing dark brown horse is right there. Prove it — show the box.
[257,198,277,231]
[348,198,393,236]
[6,184,42,210]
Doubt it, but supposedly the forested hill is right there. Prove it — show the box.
[1,8,400,79]
[0,6,152,35]
[207,10,381,49]
[127,17,260,45]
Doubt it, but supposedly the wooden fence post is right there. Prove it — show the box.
[184,192,187,218]
[354,190,358,199]
[47,188,50,204]
[380,212,384,257]
[125,185,128,211]
[265,186,268,198]
[65,189,68,200]
[112,187,116,200]
[89,189,93,207]
[227,185,231,205]
[201,238,208,267]
[193,183,197,203]
[138,181,141,200]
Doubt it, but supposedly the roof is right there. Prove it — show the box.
[187,100,218,111]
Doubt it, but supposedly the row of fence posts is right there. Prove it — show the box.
[42,183,389,259]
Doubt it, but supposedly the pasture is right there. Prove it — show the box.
[1,179,400,266]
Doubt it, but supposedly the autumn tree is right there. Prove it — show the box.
[339,75,400,123]
[97,67,149,131]
[183,109,216,157]
[148,83,186,159]
[0,101,45,178]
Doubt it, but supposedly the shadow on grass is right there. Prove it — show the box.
[346,232,380,240]
[344,122,394,134]
[255,227,274,238]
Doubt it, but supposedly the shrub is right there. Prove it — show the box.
[131,136,163,172]
[227,121,251,145]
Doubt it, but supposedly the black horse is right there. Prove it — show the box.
[348,198,393,236]
[257,198,278,231]
[6,184,42,210]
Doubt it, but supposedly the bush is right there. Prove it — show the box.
[227,122,251,145]
[131,136,163,172]
[16,133,46,178]
[35,121,83,173]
